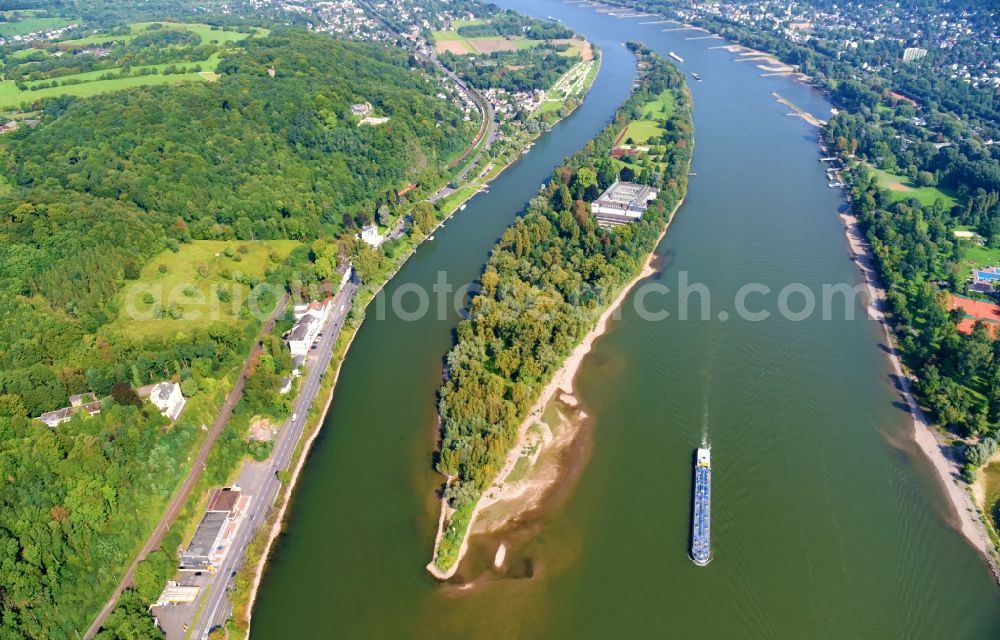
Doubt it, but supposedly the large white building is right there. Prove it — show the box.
[149,381,186,422]
[359,223,384,247]
[288,299,332,356]
[590,181,660,227]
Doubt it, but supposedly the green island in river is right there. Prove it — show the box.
[430,43,694,577]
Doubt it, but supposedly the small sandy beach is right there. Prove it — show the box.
[428,197,685,580]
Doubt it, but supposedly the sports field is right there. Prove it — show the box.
[949,293,1000,337]
[112,240,299,338]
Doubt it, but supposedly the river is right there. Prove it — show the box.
[249,1,1000,637]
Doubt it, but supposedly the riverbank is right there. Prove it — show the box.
[840,209,1000,582]
[708,43,811,82]
[427,194,686,580]
[237,51,603,632]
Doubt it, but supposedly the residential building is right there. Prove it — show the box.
[287,299,331,356]
[148,381,187,422]
[902,47,927,63]
[359,223,384,247]
[69,392,97,407]
[37,393,102,427]
[350,101,373,116]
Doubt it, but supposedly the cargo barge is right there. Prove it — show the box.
[690,446,711,566]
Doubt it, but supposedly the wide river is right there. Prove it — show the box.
[251,1,1000,636]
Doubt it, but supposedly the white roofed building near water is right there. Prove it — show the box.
[590,181,659,227]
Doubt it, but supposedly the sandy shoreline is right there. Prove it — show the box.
[709,43,812,82]
[240,66,604,626]
[840,209,1000,581]
[427,196,685,580]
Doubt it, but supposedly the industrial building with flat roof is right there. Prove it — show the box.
[590,181,659,227]
[180,487,251,571]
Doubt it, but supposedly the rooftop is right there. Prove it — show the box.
[206,488,240,512]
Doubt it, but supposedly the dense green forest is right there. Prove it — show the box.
[433,45,693,570]
[0,28,473,638]
[6,32,472,239]
[440,43,578,92]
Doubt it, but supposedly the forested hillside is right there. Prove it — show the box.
[6,31,471,239]
[0,29,472,637]
[433,46,692,571]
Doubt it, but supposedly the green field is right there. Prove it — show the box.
[0,17,73,38]
[431,29,474,53]
[871,166,958,209]
[8,47,49,60]
[621,119,666,145]
[538,100,562,115]
[59,21,265,47]
[961,244,1000,270]
[613,91,673,145]
[451,19,487,28]
[0,22,257,111]
[641,89,675,120]
[112,240,299,338]
[0,68,217,110]
[432,30,541,54]
[18,51,222,90]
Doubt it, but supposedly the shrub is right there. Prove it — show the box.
[246,439,274,461]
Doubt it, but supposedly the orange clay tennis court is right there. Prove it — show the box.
[948,293,1000,336]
